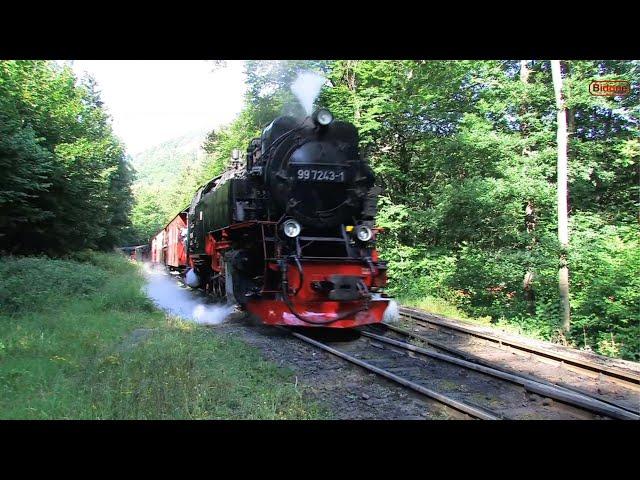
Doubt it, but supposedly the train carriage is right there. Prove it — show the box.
[151,210,189,270]
[165,211,188,270]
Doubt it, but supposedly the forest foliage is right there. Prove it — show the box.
[143,60,636,359]
[128,132,210,242]
[0,61,135,254]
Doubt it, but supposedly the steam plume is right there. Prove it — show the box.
[291,71,327,116]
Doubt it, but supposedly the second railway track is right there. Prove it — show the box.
[398,307,640,413]
[284,318,640,420]
[400,306,640,388]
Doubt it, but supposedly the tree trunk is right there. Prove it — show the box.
[344,60,360,120]
[520,60,531,83]
[519,60,531,138]
[523,199,536,313]
[520,60,536,314]
[567,108,576,137]
[551,60,571,334]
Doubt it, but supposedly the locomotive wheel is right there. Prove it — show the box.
[215,276,226,300]
[225,262,235,305]
[224,250,260,307]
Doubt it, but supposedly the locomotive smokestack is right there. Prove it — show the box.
[312,108,333,127]
[231,148,242,169]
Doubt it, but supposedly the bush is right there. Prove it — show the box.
[382,245,457,300]
[0,256,108,314]
[67,249,134,275]
[568,213,639,360]
[380,214,639,360]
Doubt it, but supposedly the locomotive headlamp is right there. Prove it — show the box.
[283,219,302,238]
[355,225,373,242]
[313,108,333,126]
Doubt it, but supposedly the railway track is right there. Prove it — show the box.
[284,315,640,420]
[399,306,640,389]
[399,307,640,414]
[287,329,501,420]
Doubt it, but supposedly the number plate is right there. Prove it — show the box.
[292,167,346,183]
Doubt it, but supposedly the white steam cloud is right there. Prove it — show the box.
[142,263,234,325]
[291,71,327,116]
[382,299,400,324]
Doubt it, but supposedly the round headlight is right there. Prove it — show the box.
[283,219,302,238]
[315,109,333,126]
[355,225,373,242]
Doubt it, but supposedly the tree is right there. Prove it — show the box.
[519,60,537,313]
[551,60,571,334]
[0,61,134,254]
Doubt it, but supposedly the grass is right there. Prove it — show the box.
[398,295,483,323]
[0,251,325,419]
[397,294,549,341]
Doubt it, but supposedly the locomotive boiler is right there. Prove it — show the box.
[153,109,390,327]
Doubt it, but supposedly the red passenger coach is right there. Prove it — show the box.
[165,211,188,269]
[151,210,189,272]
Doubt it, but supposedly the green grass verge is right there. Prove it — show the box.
[397,294,549,340]
[0,251,326,419]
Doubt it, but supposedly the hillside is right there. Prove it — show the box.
[130,130,208,188]
[128,131,214,243]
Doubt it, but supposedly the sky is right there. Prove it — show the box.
[69,60,247,155]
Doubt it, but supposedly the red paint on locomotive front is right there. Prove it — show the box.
[248,299,389,328]
[246,260,389,328]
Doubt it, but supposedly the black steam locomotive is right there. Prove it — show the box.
[154,109,391,327]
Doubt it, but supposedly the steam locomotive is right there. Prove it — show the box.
[151,109,391,327]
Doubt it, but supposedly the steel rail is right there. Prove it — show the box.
[399,307,640,386]
[287,330,501,420]
[361,330,639,420]
[379,323,640,416]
